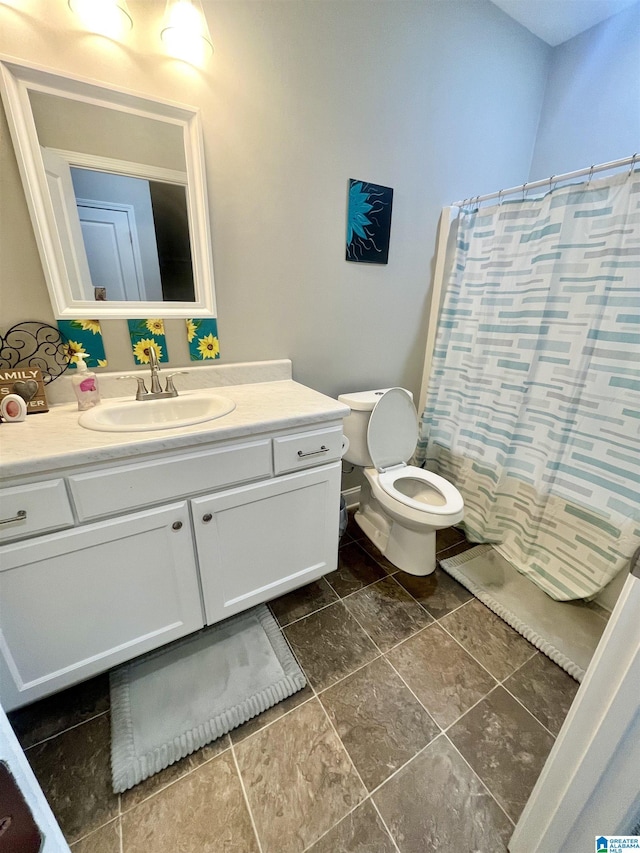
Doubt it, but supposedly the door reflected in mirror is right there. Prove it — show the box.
[67,166,195,303]
[0,59,216,319]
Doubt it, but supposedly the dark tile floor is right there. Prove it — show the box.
[8,512,580,852]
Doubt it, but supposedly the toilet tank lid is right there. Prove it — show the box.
[338,388,413,411]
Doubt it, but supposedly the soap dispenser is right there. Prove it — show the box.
[71,352,101,411]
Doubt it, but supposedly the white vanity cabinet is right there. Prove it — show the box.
[0,503,203,711]
[193,462,342,624]
[0,419,344,710]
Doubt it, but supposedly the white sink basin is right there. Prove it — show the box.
[78,393,236,432]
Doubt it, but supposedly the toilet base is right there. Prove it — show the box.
[355,482,437,576]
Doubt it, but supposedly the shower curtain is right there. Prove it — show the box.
[416,169,640,601]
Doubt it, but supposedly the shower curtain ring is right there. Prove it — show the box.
[498,189,503,206]
[588,165,595,185]
[522,183,527,201]
[629,154,638,176]
[548,175,555,194]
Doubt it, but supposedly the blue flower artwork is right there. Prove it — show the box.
[346,179,393,264]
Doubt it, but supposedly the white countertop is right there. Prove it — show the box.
[0,379,349,479]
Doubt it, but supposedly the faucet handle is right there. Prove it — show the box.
[164,371,188,396]
[119,375,147,400]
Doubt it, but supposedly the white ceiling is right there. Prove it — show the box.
[489,0,639,46]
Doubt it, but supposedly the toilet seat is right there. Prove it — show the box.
[365,388,463,524]
[367,388,418,472]
[376,466,464,517]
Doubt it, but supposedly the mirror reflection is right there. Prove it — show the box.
[0,59,216,318]
[30,90,195,304]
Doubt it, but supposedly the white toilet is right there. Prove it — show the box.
[338,387,464,576]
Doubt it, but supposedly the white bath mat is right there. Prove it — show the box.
[440,545,609,681]
[110,604,306,793]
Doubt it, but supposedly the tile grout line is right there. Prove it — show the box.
[377,617,434,656]
[282,571,498,738]
[317,695,369,794]
[440,683,503,737]
[330,598,387,658]
[381,651,444,729]
[274,567,393,631]
[230,740,265,853]
[435,619,557,739]
[118,793,123,853]
[387,563,474,623]
[67,816,121,850]
[312,652,384,698]
[436,619,512,686]
[275,597,340,630]
[229,695,317,748]
[368,798,403,853]
[432,595,474,621]
[365,736,438,800]
[304,588,417,852]
[498,680,558,740]
[284,598,387,697]
[22,708,110,753]
[494,646,566,736]
[117,739,232,816]
[442,732,516,829]
[311,700,390,852]
[298,799,367,853]
[434,619,558,732]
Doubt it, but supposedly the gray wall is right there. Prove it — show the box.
[0,0,549,399]
[529,1,640,181]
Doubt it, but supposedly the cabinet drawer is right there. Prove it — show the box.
[68,439,272,521]
[273,426,343,475]
[0,480,74,543]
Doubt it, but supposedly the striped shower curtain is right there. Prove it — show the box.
[416,169,640,601]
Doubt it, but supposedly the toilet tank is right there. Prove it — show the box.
[338,388,407,468]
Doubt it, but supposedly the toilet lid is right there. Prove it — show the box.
[367,388,418,471]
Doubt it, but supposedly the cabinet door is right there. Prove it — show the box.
[0,502,203,711]
[193,462,341,624]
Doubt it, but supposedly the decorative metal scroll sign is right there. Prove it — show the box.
[0,322,70,384]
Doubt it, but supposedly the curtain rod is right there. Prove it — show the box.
[452,153,638,209]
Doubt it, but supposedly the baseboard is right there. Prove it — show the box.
[341,486,360,509]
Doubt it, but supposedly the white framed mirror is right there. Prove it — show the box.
[0,57,217,319]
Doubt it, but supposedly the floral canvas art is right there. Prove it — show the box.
[186,318,220,361]
[57,319,107,367]
[127,319,169,364]
[346,179,393,264]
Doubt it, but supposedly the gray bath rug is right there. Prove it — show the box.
[110,604,306,793]
[439,545,609,682]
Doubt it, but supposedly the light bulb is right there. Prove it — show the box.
[161,0,213,66]
[68,0,133,40]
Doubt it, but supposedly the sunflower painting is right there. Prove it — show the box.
[186,318,220,361]
[57,319,107,368]
[346,179,393,264]
[128,319,169,364]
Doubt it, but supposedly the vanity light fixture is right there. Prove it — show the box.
[161,0,213,66]
[68,0,133,40]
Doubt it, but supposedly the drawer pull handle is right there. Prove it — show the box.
[297,445,329,458]
[172,521,183,531]
[0,510,27,525]
[202,513,213,523]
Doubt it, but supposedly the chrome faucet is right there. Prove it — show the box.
[147,344,163,395]
[119,346,188,401]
